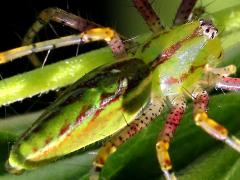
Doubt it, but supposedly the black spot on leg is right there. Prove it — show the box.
[119,136,123,141]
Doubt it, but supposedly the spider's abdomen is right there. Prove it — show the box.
[7,58,151,173]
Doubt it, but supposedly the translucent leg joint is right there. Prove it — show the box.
[225,135,240,153]
[194,111,240,152]
[80,28,125,57]
[90,142,117,180]
[194,112,228,140]
[93,142,117,169]
[156,140,177,180]
[80,28,115,42]
[162,170,177,180]
[205,64,237,77]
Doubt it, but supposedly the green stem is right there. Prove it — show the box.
[0,48,114,106]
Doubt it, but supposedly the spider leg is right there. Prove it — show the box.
[205,64,236,77]
[193,90,240,152]
[90,96,166,180]
[216,77,240,91]
[0,27,125,64]
[156,96,186,180]
[174,0,198,25]
[132,0,164,33]
[23,7,101,67]
[206,64,240,91]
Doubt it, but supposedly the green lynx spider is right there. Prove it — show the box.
[0,0,240,179]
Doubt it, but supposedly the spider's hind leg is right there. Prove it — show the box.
[90,96,166,180]
[156,96,186,180]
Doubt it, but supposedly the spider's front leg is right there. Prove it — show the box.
[23,7,101,66]
[0,27,126,64]
[190,65,240,161]
[90,96,166,180]
[216,77,240,91]
[174,0,198,25]
[156,96,186,180]
[193,89,240,152]
[132,0,164,32]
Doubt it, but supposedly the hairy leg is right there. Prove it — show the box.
[216,77,240,91]
[23,7,101,66]
[205,64,240,91]
[90,96,166,179]
[174,0,198,25]
[132,0,164,32]
[156,96,186,180]
[193,90,240,152]
[0,27,125,64]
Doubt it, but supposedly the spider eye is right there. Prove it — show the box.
[199,19,218,39]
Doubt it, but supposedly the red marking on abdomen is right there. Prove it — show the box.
[45,137,53,145]
[32,147,38,153]
[59,123,70,136]
[76,105,90,125]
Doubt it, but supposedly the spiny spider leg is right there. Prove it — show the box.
[0,27,125,64]
[174,0,198,25]
[156,96,186,180]
[23,7,101,67]
[205,64,240,91]
[216,77,240,91]
[132,0,164,32]
[90,96,166,180]
[193,90,240,152]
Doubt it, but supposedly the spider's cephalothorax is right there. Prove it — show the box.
[199,19,218,39]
